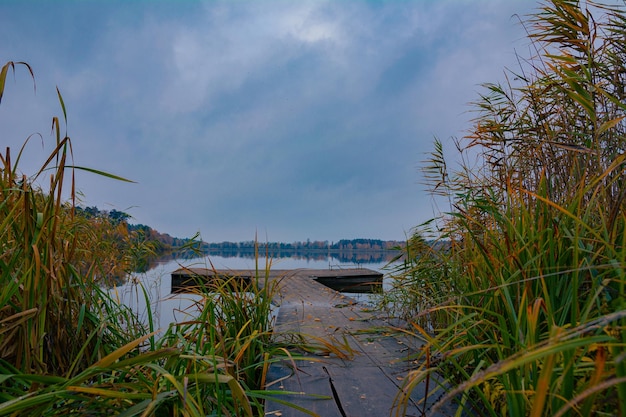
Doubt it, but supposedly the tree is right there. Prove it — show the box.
[109,209,131,224]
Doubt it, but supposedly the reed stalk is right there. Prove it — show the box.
[0,61,309,416]
[388,1,626,415]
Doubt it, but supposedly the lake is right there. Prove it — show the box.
[113,254,395,331]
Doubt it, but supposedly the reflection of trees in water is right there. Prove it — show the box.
[139,249,205,271]
[140,249,400,272]
[210,250,398,264]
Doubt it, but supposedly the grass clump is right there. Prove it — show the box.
[0,61,289,416]
[0,62,140,378]
[386,1,626,416]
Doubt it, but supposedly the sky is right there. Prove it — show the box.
[1,0,539,243]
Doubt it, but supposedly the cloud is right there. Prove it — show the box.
[0,0,539,242]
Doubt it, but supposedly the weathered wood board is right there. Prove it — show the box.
[169,267,454,416]
[262,269,454,417]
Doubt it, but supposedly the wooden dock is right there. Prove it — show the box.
[171,267,383,294]
[170,268,452,416]
[170,267,253,293]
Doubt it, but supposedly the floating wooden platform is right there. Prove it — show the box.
[170,267,253,293]
[310,268,383,293]
[169,268,453,416]
[170,267,383,294]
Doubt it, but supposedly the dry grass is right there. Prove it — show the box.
[386,1,626,415]
[0,62,309,416]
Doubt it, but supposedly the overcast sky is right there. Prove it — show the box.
[1,0,538,243]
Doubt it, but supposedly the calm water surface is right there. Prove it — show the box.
[114,255,394,330]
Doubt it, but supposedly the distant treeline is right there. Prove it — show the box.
[200,238,404,252]
[194,239,405,265]
[76,206,405,266]
[76,206,193,255]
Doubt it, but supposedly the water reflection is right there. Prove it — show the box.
[114,254,394,330]
[139,249,399,273]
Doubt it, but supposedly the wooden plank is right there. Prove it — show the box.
[168,268,454,415]
[170,267,253,293]
[263,269,454,417]
[308,268,383,293]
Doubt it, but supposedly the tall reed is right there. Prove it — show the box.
[0,61,298,416]
[388,2,626,416]
[155,250,280,415]
[0,63,139,376]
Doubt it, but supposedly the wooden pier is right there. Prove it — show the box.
[170,267,253,293]
[170,268,452,416]
[170,266,383,294]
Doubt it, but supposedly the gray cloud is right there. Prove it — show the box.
[1,0,539,242]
